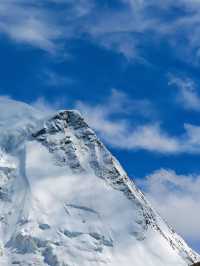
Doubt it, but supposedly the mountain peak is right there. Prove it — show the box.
[32,109,88,137]
[0,108,199,266]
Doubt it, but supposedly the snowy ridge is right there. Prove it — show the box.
[0,109,199,266]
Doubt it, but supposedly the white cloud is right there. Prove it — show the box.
[96,33,138,60]
[169,75,200,111]
[0,0,94,54]
[0,1,63,53]
[138,169,200,242]
[1,0,200,61]
[0,95,68,134]
[31,96,67,115]
[75,90,179,153]
[77,104,180,153]
[81,0,200,61]
[39,70,75,87]
[31,97,56,115]
[76,89,200,154]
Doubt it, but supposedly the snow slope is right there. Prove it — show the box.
[0,102,199,266]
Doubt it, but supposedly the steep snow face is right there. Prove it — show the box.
[0,109,199,266]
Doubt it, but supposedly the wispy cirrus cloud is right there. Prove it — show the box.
[0,0,94,54]
[2,0,200,62]
[138,168,200,243]
[31,97,56,115]
[168,74,200,111]
[38,70,75,87]
[0,1,62,53]
[76,89,200,154]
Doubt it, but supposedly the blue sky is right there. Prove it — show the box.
[1,0,200,253]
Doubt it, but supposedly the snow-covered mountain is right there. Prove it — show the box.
[0,99,199,266]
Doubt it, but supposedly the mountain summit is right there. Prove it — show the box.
[0,106,199,266]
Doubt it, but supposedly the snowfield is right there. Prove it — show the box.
[0,99,199,266]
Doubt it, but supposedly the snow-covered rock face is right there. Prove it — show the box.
[0,107,199,266]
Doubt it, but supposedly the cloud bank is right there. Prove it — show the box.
[138,169,200,243]
[76,89,200,154]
